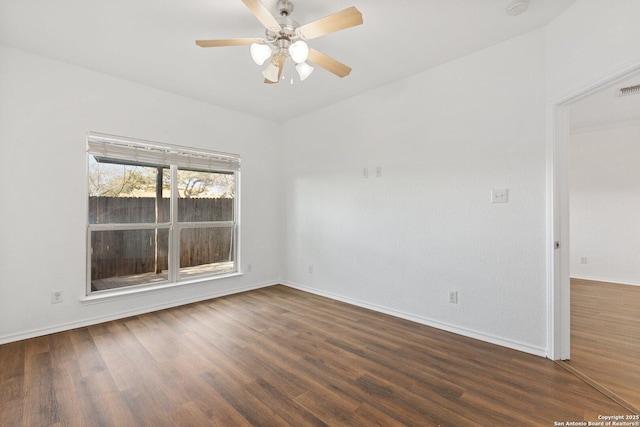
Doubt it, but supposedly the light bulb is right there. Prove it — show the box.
[262,56,281,82]
[250,43,272,66]
[288,40,309,64]
[295,62,314,81]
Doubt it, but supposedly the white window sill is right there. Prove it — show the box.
[80,272,243,304]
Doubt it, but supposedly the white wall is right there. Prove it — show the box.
[281,30,548,355]
[546,0,640,102]
[570,123,640,285]
[0,45,282,344]
[4,0,640,356]
[548,1,640,288]
[279,0,640,358]
[545,0,640,359]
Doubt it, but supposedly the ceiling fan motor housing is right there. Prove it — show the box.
[265,15,300,49]
[276,0,294,16]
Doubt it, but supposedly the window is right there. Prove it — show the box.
[87,132,240,294]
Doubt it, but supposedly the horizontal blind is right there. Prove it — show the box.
[87,132,240,171]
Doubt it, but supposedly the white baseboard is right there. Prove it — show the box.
[0,281,278,345]
[571,275,640,287]
[282,281,547,358]
[2,279,548,358]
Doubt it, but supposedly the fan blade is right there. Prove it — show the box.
[307,48,352,78]
[196,38,264,47]
[241,0,281,30]
[275,55,285,82]
[296,6,363,40]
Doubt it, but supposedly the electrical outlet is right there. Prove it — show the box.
[448,291,458,304]
[362,167,369,178]
[376,166,382,177]
[51,290,63,304]
[308,265,314,273]
[246,264,252,272]
[579,257,587,265]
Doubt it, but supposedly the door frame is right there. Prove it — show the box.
[546,62,640,360]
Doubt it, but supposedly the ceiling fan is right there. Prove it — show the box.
[196,0,363,84]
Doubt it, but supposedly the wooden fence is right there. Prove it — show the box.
[89,197,234,280]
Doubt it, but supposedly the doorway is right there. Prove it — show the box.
[550,69,640,413]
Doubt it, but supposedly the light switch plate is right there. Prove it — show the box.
[491,189,508,203]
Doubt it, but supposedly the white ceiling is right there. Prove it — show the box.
[0,0,577,122]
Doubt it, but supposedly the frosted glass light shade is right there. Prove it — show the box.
[250,43,272,66]
[262,57,281,82]
[288,40,309,64]
[295,62,314,81]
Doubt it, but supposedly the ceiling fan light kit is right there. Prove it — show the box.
[196,0,363,84]
[262,57,281,82]
[288,40,309,64]
[295,62,314,81]
[250,42,272,65]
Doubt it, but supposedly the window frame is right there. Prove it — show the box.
[85,132,241,297]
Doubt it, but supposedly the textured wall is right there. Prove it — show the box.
[281,30,548,355]
[0,46,282,343]
[570,123,640,285]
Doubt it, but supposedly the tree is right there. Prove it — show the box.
[177,170,235,198]
[89,156,235,198]
[88,157,158,197]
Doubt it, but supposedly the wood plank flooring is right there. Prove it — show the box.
[565,278,640,412]
[0,285,632,426]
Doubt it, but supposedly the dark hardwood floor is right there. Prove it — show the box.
[565,278,640,413]
[0,285,632,426]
